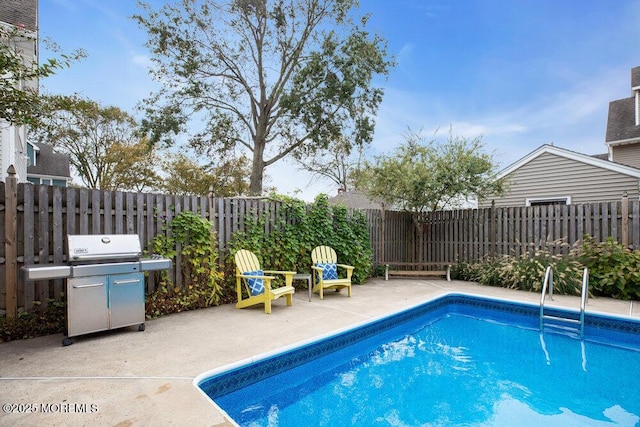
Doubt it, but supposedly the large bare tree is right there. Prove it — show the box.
[295,135,364,192]
[134,0,393,195]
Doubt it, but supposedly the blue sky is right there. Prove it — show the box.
[39,0,640,199]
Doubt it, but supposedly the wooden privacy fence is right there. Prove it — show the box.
[365,194,640,266]
[2,166,640,316]
[0,172,294,316]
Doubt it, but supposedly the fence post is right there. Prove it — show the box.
[621,192,629,248]
[380,205,386,264]
[489,200,496,259]
[4,166,18,318]
[208,186,215,222]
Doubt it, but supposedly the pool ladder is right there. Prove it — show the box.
[539,266,589,337]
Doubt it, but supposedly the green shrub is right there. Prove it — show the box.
[451,260,484,282]
[475,257,504,287]
[574,236,640,300]
[148,211,225,318]
[498,247,583,295]
[453,243,583,296]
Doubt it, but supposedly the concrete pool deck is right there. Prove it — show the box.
[1,278,639,426]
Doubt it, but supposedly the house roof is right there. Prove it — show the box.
[496,144,640,180]
[328,190,384,210]
[605,65,640,146]
[0,0,37,32]
[605,98,640,145]
[27,143,71,178]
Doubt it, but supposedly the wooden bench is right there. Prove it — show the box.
[383,262,452,281]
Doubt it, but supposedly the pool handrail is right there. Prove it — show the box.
[539,266,553,330]
[540,266,589,338]
[580,268,589,336]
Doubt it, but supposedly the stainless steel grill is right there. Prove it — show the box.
[22,234,171,346]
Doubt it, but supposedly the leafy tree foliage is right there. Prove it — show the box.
[356,129,505,212]
[0,26,85,126]
[134,0,393,195]
[160,152,251,196]
[104,138,162,192]
[30,95,148,190]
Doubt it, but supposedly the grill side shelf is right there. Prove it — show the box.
[21,265,72,281]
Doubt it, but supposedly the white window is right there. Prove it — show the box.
[525,196,571,207]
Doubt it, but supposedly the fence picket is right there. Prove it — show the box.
[633,201,640,248]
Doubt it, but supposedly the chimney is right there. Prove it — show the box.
[632,66,640,126]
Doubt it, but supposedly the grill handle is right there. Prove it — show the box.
[71,253,141,261]
[72,283,105,289]
[112,279,141,285]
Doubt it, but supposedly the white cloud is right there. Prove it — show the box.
[446,122,528,139]
[131,53,152,69]
[397,43,414,64]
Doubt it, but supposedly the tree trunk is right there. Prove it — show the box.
[249,136,266,195]
[249,167,263,195]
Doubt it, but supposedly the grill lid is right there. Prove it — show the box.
[67,234,142,263]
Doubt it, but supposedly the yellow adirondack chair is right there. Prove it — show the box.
[311,246,354,300]
[234,249,296,314]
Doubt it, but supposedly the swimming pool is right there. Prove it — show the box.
[195,294,640,426]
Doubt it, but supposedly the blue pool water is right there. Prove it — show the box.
[196,294,640,426]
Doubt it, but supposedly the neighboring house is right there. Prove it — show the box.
[26,142,71,187]
[328,189,384,210]
[478,145,640,208]
[479,66,640,208]
[0,0,38,183]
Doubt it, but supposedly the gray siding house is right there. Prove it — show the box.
[478,145,640,208]
[479,66,640,208]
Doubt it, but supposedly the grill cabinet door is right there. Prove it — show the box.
[109,273,145,329]
[67,276,109,337]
